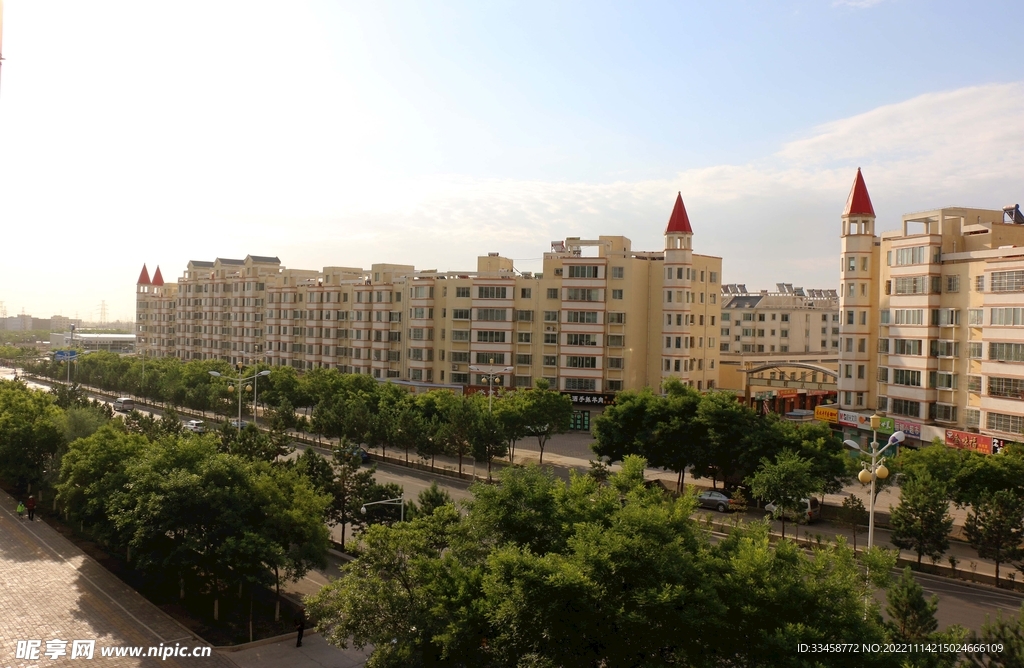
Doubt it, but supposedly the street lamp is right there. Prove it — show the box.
[209,367,270,426]
[360,496,405,522]
[469,359,515,412]
[844,416,906,549]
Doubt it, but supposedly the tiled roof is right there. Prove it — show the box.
[844,168,875,217]
[137,264,151,285]
[665,192,693,234]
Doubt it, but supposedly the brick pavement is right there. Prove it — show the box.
[0,489,233,668]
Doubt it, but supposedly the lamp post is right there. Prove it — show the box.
[469,360,515,412]
[844,416,905,549]
[209,367,270,426]
[360,496,405,523]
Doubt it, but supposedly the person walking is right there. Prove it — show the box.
[16,501,26,520]
[294,609,306,648]
[26,496,36,521]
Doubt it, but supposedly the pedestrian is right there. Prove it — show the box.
[26,496,36,521]
[16,501,26,520]
[294,609,306,648]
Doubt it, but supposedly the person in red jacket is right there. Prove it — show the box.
[26,496,36,521]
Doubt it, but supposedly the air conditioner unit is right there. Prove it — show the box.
[451,364,460,371]
[545,326,557,332]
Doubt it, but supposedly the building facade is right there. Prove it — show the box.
[837,169,1024,450]
[137,196,723,398]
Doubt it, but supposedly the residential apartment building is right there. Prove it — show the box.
[837,168,1024,451]
[135,264,180,359]
[718,283,839,412]
[137,195,723,404]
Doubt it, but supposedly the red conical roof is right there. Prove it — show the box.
[844,168,875,217]
[137,264,151,285]
[665,192,693,234]
[152,266,165,286]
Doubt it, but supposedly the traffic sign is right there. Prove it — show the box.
[54,350,78,362]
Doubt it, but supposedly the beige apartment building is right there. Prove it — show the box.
[135,264,178,359]
[137,195,723,411]
[836,168,1024,451]
[718,283,839,413]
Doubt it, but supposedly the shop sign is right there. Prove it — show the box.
[991,438,1020,454]
[838,410,860,427]
[945,429,992,455]
[776,389,798,397]
[814,406,838,424]
[894,419,921,438]
[562,392,615,406]
[806,390,832,397]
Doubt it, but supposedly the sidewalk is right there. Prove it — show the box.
[0,487,366,668]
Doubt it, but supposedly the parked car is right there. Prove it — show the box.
[764,497,821,523]
[338,445,370,464]
[184,420,207,434]
[697,490,737,513]
[229,419,249,429]
[113,397,135,412]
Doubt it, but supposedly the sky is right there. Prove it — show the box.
[1,0,1023,322]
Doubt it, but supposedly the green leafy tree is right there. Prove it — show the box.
[471,409,507,481]
[331,445,376,550]
[0,381,66,491]
[592,388,658,464]
[886,567,939,640]
[416,482,453,516]
[694,390,770,488]
[965,604,1024,667]
[62,405,110,444]
[965,489,1024,587]
[889,472,953,565]
[747,449,818,538]
[647,379,705,493]
[520,379,572,465]
[435,391,480,475]
[837,495,868,552]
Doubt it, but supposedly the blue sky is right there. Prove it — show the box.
[1,0,1022,319]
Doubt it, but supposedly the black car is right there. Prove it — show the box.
[696,490,736,512]
[338,445,370,464]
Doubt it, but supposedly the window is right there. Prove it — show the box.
[566,288,600,301]
[847,310,854,325]
[611,289,623,300]
[542,355,557,366]
[879,310,890,324]
[566,333,598,346]
[931,404,958,422]
[945,275,960,293]
[877,367,889,383]
[892,369,921,386]
[990,342,1024,362]
[477,331,506,343]
[478,286,508,299]
[607,334,624,346]
[607,380,623,391]
[989,377,1024,399]
[516,354,532,365]
[566,311,599,323]
[544,333,557,344]
[857,365,865,379]
[968,342,982,359]
[611,266,624,279]
[520,288,532,299]
[516,310,534,321]
[607,313,625,324]
[894,276,929,294]
[451,372,469,384]
[547,288,559,299]
[930,340,959,358]
[877,396,888,411]
[967,375,982,393]
[567,265,599,278]
[856,392,864,406]
[544,311,559,322]
[989,412,1024,433]
[844,364,852,379]
[517,332,532,343]
[455,287,471,298]
[565,378,596,391]
[965,408,981,428]
[991,308,1024,326]
[935,309,960,326]
[858,338,866,352]
[929,371,957,390]
[968,309,983,325]
[476,352,506,364]
[781,329,789,338]
[890,399,921,418]
[975,276,984,292]
[848,256,856,272]
[894,246,925,265]
[991,270,1024,292]
[475,308,507,321]
[607,357,623,369]
[451,351,470,363]
[566,356,597,368]
[709,271,718,283]
[892,339,922,355]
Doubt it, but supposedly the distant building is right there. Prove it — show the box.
[1,314,81,332]
[137,195,725,408]
[718,283,839,413]
[49,332,135,353]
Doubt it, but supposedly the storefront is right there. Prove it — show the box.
[752,389,837,415]
[561,392,616,433]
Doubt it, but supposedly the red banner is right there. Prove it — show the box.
[944,429,992,455]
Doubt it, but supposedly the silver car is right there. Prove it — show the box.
[696,490,736,513]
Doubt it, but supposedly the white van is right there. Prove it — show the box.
[113,398,135,412]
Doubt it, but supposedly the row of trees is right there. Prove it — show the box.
[305,456,1020,668]
[592,379,852,495]
[25,352,574,476]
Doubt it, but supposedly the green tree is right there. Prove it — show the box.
[747,449,817,538]
[416,481,453,516]
[965,489,1024,587]
[965,604,1024,667]
[886,567,939,640]
[647,379,705,493]
[492,390,528,464]
[471,409,507,481]
[519,379,572,465]
[331,445,376,550]
[889,472,953,565]
[61,405,110,444]
[0,381,66,491]
[591,388,658,464]
[435,391,479,476]
[836,494,868,552]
